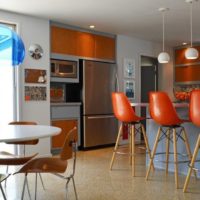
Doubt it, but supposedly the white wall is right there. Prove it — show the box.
[117,34,174,103]
[0,11,51,156]
[158,48,174,100]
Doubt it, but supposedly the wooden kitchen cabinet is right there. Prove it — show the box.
[50,104,81,154]
[175,46,200,65]
[51,25,116,61]
[175,65,200,82]
[51,119,78,149]
[94,34,115,60]
[51,26,78,55]
[77,32,95,57]
[174,45,200,84]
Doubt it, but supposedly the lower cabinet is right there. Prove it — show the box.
[51,119,78,150]
[51,104,80,154]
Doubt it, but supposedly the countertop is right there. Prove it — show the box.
[51,102,82,106]
[130,102,188,108]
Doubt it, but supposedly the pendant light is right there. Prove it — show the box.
[185,0,199,59]
[158,8,170,64]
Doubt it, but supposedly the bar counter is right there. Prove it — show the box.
[131,102,200,176]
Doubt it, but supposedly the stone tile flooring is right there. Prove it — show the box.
[1,146,200,199]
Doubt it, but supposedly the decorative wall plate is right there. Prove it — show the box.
[29,44,43,60]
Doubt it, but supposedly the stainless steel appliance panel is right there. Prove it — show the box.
[83,60,116,115]
[84,115,118,147]
[51,59,78,78]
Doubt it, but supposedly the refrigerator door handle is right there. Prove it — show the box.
[87,115,115,119]
[115,72,119,92]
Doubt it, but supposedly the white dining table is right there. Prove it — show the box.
[0,125,61,143]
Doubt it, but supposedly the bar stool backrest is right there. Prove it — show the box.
[149,91,181,126]
[112,92,141,123]
[190,90,200,127]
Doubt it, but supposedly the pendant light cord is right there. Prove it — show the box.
[162,11,165,52]
[190,1,193,47]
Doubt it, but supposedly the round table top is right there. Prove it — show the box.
[0,125,61,143]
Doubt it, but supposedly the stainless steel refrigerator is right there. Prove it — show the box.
[81,60,118,148]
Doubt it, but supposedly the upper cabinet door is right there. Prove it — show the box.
[175,47,200,65]
[51,26,78,55]
[94,35,116,60]
[77,32,95,58]
[51,25,116,61]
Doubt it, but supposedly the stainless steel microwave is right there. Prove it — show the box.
[51,59,77,78]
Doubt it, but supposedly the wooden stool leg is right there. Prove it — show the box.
[165,129,170,175]
[141,124,155,171]
[183,135,200,192]
[110,124,123,170]
[131,125,135,176]
[173,128,179,189]
[146,127,161,180]
[182,128,197,179]
[129,124,132,165]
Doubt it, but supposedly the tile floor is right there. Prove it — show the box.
[1,146,200,200]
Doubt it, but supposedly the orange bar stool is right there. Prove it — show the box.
[110,92,154,176]
[183,90,200,192]
[146,91,195,188]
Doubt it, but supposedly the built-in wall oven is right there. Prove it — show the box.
[51,59,78,78]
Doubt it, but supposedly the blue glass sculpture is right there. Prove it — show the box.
[0,24,25,66]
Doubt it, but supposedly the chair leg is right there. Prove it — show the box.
[182,128,197,179]
[4,166,9,189]
[21,174,27,200]
[165,129,170,175]
[72,177,78,200]
[65,178,70,200]
[183,135,200,192]
[26,176,32,200]
[35,173,38,200]
[173,128,179,189]
[0,183,6,200]
[129,125,132,165]
[146,127,161,180]
[39,173,45,190]
[110,124,122,170]
[141,124,155,171]
[131,125,135,176]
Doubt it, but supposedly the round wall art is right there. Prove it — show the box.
[29,44,43,60]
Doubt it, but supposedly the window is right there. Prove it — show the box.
[0,22,17,153]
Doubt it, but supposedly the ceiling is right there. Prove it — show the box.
[1,0,200,47]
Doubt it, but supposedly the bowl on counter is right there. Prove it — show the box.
[173,85,200,102]
[174,91,190,101]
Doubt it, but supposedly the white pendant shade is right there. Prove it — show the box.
[185,47,199,59]
[185,0,199,60]
[158,8,170,64]
[158,52,170,63]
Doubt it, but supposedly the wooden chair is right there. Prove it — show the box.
[110,92,154,176]
[0,153,37,200]
[146,91,196,188]
[15,126,78,200]
[1,121,45,190]
[7,121,38,155]
[0,174,9,200]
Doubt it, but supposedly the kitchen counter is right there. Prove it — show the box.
[50,102,82,106]
[130,102,188,108]
[145,105,200,176]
